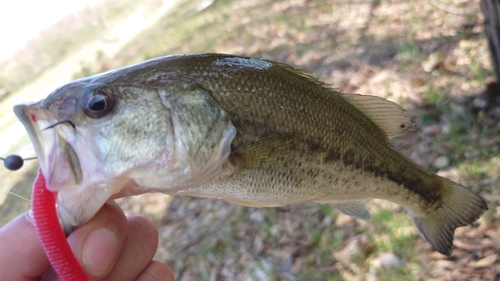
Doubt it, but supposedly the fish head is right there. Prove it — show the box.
[14,76,178,231]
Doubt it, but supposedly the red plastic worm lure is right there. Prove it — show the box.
[32,168,88,281]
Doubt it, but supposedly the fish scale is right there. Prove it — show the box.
[14,53,487,256]
[190,58,433,197]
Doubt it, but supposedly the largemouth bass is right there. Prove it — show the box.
[14,53,486,256]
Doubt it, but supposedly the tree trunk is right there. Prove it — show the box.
[482,0,500,82]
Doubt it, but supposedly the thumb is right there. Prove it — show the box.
[66,201,128,279]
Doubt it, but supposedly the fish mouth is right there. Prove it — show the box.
[14,102,82,190]
[14,101,136,231]
[14,102,95,231]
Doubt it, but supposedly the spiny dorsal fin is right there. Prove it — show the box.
[271,61,337,90]
[342,94,417,139]
[324,200,372,221]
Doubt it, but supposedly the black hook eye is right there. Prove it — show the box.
[80,86,115,119]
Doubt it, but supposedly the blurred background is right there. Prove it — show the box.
[0,0,499,280]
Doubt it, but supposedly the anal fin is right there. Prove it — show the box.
[223,198,283,208]
[324,200,372,221]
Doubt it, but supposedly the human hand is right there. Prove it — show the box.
[0,201,174,281]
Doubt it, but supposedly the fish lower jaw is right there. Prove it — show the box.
[56,180,118,229]
[57,203,80,234]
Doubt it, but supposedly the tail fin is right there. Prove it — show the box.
[411,177,487,256]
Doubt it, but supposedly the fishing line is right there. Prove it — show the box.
[0,189,30,202]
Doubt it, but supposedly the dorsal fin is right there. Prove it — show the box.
[342,94,417,138]
[271,60,416,139]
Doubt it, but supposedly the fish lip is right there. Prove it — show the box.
[14,102,55,181]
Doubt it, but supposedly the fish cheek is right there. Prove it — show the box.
[95,93,176,186]
[47,134,83,189]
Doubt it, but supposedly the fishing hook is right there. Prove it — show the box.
[43,120,76,130]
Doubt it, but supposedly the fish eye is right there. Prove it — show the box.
[80,87,115,119]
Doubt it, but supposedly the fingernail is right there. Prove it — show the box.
[82,228,119,276]
[25,209,34,223]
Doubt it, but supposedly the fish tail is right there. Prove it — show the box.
[411,176,487,256]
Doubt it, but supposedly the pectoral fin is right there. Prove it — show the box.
[233,135,302,170]
[324,200,372,221]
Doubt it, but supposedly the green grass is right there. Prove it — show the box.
[396,40,423,69]
[418,73,500,172]
[370,209,416,258]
